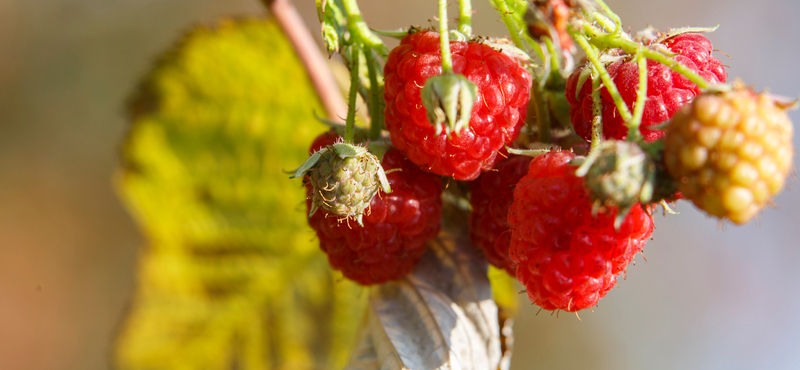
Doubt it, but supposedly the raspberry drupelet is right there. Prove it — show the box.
[664,87,794,224]
[469,155,533,275]
[508,151,654,312]
[306,131,443,285]
[566,33,728,142]
[384,30,533,180]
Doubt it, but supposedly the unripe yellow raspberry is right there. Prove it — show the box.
[664,87,794,224]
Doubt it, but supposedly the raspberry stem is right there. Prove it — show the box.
[588,11,618,34]
[629,52,647,141]
[532,82,551,143]
[488,0,527,54]
[344,43,360,143]
[570,26,634,124]
[341,0,388,56]
[543,37,561,73]
[591,67,603,151]
[582,23,711,89]
[438,0,454,73]
[458,0,472,36]
[591,0,623,37]
[363,47,385,141]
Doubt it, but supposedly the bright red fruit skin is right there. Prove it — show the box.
[306,131,443,285]
[384,30,533,180]
[566,33,728,142]
[469,155,532,275]
[508,151,654,312]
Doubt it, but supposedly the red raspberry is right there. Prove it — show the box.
[384,30,532,181]
[306,131,443,285]
[508,151,654,311]
[469,155,532,275]
[566,33,728,142]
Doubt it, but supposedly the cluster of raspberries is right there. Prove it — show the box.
[301,30,747,313]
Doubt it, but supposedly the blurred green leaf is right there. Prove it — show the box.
[115,18,365,370]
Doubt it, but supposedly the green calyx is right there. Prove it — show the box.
[420,73,478,137]
[574,140,655,228]
[291,142,391,226]
[574,139,681,228]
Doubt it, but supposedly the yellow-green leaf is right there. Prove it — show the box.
[114,18,364,370]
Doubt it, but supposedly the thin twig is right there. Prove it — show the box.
[262,0,346,123]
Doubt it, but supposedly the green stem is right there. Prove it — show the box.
[341,0,388,56]
[364,47,384,141]
[583,24,710,89]
[592,0,621,31]
[458,0,472,35]
[488,0,544,62]
[344,44,360,143]
[543,37,561,72]
[587,11,617,33]
[532,84,551,143]
[570,27,633,123]
[339,47,370,103]
[629,52,647,141]
[488,0,526,51]
[591,67,603,151]
[438,0,453,73]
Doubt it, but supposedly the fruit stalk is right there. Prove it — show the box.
[591,67,603,150]
[488,0,527,52]
[581,23,711,89]
[570,26,634,124]
[438,0,454,73]
[629,52,647,141]
[592,0,622,36]
[340,0,388,56]
[345,44,360,143]
[363,47,385,141]
[458,0,472,36]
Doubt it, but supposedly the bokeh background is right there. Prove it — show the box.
[2,0,799,369]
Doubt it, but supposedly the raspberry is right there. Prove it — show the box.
[469,155,533,275]
[663,87,794,224]
[566,33,728,142]
[306,132,444,285]
[508,151,655,311]
[384,30,532,180]
[303,143,383,223]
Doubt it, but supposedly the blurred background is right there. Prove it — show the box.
[1,0,800,369]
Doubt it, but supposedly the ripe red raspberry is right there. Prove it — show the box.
[469,155,532,275]
[508,151,654,311]
[566,33,728,142]
[306,131,443,285]
[384,30,532,181]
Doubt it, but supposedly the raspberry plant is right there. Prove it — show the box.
[115,0,795,369]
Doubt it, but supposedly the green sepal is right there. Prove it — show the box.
[290,148,327,179]
[576,66,593,102]
[506,146,559,157]
[658,25,720,43]
[316,0,346,57]
[448,30,470,42]
[369,28,412,39]
[376,166,392,195]
[331,142,368,158]
[421,73,478,137]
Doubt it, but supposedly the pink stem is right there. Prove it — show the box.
[263,0,346,123]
